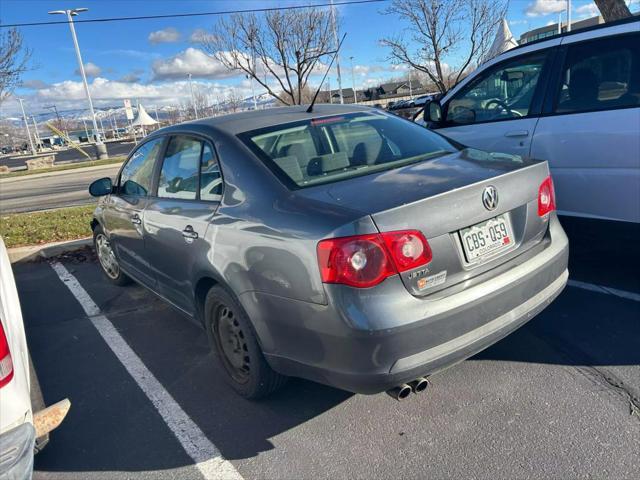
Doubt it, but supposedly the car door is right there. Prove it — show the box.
[102,136,165,287]
[144,135,223,314]
[433,49,555,157]
[531,31,640,223]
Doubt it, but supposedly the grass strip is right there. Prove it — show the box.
[0,204,95,248]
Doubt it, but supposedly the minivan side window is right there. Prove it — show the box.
[445,52,548,125]
[157,136,202,200]
[555,34,640,114]
[119,137,164,197]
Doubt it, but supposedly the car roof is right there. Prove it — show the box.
[157,104,374,136]
[508,14,639,53]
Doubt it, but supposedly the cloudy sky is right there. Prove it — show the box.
[1,0,638,117]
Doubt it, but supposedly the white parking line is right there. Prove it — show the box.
[50,261,243,480]
[567,279,640,303]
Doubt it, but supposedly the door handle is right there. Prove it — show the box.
[182,225,198,240]
[131,213,142,225]
[504,130,529,138]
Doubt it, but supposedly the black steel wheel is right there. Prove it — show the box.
[204,285,287,399]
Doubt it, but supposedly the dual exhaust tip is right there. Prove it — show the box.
[386,377,429,401]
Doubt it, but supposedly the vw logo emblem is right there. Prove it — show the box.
[482,186,498,211]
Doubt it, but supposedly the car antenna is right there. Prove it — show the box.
[306,32,347,114]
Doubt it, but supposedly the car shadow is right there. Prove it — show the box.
[473,283,640,369]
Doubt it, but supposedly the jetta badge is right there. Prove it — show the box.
[482,185,498,211]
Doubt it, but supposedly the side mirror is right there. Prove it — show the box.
[89,177,113,197]
[427,101,443,123]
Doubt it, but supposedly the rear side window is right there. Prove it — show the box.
[119,137,164,197]
[555,33,640,114]
[200,144,222,202]
[239,112,456,189]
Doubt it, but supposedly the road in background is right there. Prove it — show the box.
[0,164,121,213]
[0,140,134,169]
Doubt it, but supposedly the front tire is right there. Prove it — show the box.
[93,224,131,286]
[204,286,287,399]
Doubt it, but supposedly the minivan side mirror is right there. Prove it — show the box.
[427,100,443,123]
[89,177,113,197]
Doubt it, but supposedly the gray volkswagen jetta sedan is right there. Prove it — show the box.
[89,105,568,400]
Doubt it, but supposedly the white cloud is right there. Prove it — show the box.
[22,79,49,90]
[75,62,102,77]
[152,48,237,80]
[148,27,181,45]
[509,19,528,26]
[9,77,251,111]
[575,2,599,18]
[526,0,566,17]
[189,29,217,43]
[118,73,141,83]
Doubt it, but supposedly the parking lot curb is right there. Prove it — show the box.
[0,162,123,184]
[8,237,92,264]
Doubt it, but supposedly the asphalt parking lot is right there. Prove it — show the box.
[15,246,640,480]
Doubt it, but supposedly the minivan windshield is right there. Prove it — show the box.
[239,111,457,188]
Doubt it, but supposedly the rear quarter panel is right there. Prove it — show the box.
[202,132,375,306]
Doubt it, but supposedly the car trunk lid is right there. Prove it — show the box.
[322,149,552,297]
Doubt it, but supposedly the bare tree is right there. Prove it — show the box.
[224,89,245,112]
[0,26,31,104]
[192,86,210,117]
[200,8,335,105]
[593,0,632,21]
[381,0,506,94]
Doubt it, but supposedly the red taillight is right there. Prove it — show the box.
[0,321,14,389]
[381,230,432,272]
[317,230,432,288]
[538,175,556,217]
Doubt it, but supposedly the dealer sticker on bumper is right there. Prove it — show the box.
[417,270,447,290]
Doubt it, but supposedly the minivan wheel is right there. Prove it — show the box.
[204,286,287,399]
[93,225,131,286]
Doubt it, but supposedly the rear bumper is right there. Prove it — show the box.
[0,423,35,480]
[243,214,569,394]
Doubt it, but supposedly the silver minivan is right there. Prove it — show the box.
[416,17,640,230]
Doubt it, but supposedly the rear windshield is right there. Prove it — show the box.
[239,111,457,188]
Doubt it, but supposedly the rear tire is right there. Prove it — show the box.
[93,224,131,286]
[204,285,287,399]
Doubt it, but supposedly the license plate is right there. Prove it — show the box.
[459,215,513,262]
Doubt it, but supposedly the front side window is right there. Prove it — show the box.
[555,34,640,114]
[119,137,164,197]
[240,112,456,188]
[446,52,548,125]
[157,136,202,200]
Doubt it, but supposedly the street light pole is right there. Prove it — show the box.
[17,98,36,155]
[31,116,42,148]
[349,56,357,104]
[567,0,572,32]
[188,73,199,119]
[249,33,258,110]
[49,7,108,158]
[408,69,413,99]
[330,0,344,104]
